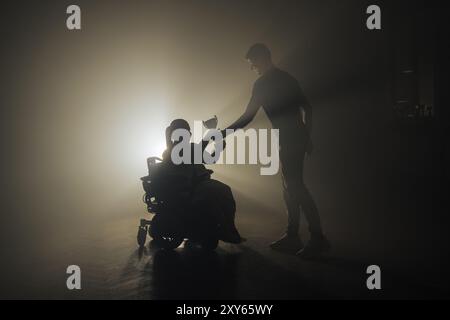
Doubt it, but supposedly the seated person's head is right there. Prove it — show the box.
[163,118,192,161]
[167,119,191,144]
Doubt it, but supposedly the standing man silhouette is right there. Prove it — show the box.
[223,44,329,258]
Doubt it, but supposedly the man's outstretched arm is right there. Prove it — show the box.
[222,92,261,137]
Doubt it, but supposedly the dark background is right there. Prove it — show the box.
[0,0,448,299]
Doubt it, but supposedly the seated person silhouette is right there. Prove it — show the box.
[162,119,243,244]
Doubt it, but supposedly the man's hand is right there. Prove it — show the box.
[306,136,314,156]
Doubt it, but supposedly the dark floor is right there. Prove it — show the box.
[3,202,449,300]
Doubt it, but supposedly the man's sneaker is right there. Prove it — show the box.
[296,235,330,259]
[269,234,304,253]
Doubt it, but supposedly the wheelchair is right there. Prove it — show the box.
[137,157,220,250]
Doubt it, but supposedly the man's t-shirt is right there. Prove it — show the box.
[252,68,309,148]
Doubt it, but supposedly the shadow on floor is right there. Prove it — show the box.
[120,241,329,300]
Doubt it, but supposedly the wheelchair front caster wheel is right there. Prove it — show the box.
[153,235,183,250]
[137,226,147,247]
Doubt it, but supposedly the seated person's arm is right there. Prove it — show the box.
[199,131,226,164]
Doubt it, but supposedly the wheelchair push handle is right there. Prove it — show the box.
[147,156,162,165]
[146,156,163,174]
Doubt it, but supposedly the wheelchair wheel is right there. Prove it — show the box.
[153,235,183,250]
[150,214,184,250]
[201,237,219,251]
